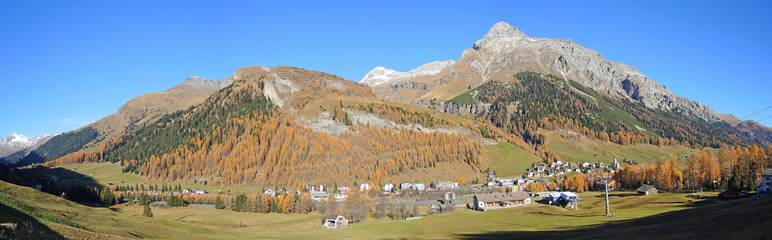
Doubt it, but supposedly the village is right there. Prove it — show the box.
[62,158,726,229]
[16,153,772,231]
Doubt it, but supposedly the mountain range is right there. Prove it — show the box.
[0,133,55,164]
[8,22,771,187]
[367,22,717,121]
[363,22,770,146]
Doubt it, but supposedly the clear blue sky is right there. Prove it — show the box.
[1,1,770,137]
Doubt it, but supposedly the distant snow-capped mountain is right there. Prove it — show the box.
[0,133,51,148]
[0,133,56,164]
[360,60,456,86]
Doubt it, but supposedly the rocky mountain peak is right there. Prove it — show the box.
[182,76,233,90]
[473,21,528,50]
[360,67,409,86]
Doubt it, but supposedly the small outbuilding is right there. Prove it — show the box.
[560,192,579,202]
[544,192,561,205]
[323,214,349,229]
[636,184,657,195]
[595,180,618,191]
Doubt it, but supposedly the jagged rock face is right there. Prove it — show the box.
[389,82,427,92]
[374,21,720,122]
[231,65,373,110]
[182,76,233,90]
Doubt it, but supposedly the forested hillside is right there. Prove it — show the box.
[9,77,230,169]
[449,72,754,152]
[14,127,98,167]
[46,66,487,187]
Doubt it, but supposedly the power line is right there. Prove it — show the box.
[741,105,772,120]
[758,115,772,123]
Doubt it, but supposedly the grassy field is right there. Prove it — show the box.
[542,130,698,167]
[53,162,264,194]
[484,142,542,177]
[0,180,243,239]
[3,177,771,239]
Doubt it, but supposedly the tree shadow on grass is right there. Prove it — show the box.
[11,166,104,207]
[454,196,772,240]
[0,201,66,240]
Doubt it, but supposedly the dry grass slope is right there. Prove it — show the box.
[2,180,770,240]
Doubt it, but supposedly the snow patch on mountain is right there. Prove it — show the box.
[360,60,456,86]
[0,133,51,148]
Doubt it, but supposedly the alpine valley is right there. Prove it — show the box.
[27,22,768,184]
[2,21,771,240]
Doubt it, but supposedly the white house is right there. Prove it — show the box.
[311,192,329,201]
[473,192,531,210]
[323,214,349,229]
[516,178,526,185]
[560,192,579,202]
[194,189,207,195]
[758,169,772,193]
[334,192,347,201]
[383,183,394,192]
[413,182,425,191]
[338,186,351,193]
[264,189,276,196]
[437,181,458,189]
[545,192,561,205]
[400,182,413,190]
[359,183,371,191]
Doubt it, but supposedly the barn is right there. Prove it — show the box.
[473,192,531,210]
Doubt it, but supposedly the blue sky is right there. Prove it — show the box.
[1,1,770,137]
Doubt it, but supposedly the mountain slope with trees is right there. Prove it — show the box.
[370,22,771,147]
[14,77,230,167]
[45,66,491,188]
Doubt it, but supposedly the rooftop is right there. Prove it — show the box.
[637,184,656,192]
[475,192,530,202]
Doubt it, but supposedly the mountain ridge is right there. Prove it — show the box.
[374,22,721,123]
[45,66,490,187]
[14,76,231,166]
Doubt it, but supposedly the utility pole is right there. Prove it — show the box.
[599,174,612,217]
